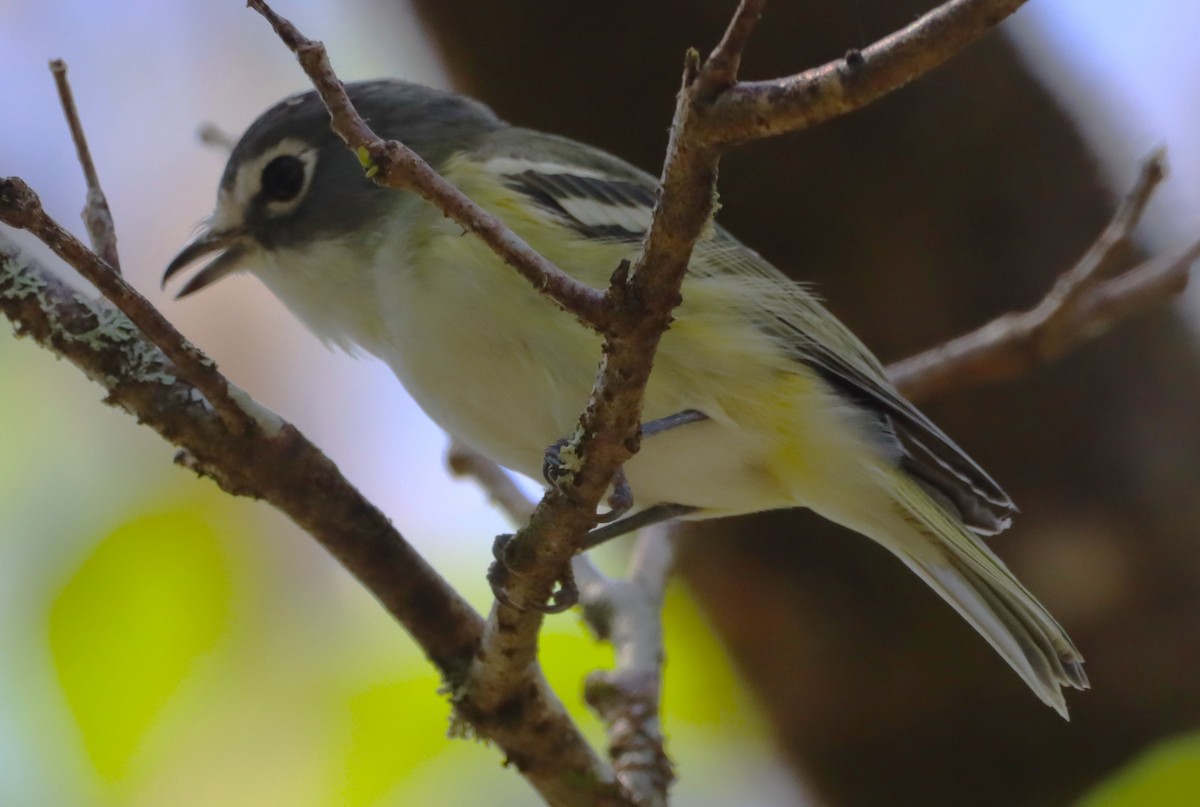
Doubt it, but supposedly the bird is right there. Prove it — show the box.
[164,79,1088,717]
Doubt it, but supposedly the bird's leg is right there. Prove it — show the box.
[579,408,708,548]
[542,409,708,518]
[581,502,700,550]
[641,408,709,438]
[594,468,633,522]
[495,409,709,612]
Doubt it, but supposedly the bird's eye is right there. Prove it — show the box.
[260,155,307,202]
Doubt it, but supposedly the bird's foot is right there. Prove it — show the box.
[488,532,579,613]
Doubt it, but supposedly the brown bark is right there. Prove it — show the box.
[411,1,1200,804]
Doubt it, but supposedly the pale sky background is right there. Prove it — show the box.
[2,1,1200,805]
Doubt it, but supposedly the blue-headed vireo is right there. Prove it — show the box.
[164,80,1088,717]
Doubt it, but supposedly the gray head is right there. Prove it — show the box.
[163,80,504,296]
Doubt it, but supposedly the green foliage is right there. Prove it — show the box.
[337,673,455,805]
[27,489,771,804]
[1079,734,1200,807]
[48,510,232,781]
[662,582,764,733]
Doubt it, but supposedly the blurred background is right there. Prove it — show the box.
[3,0,1200,804]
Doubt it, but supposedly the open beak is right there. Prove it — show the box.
[162,227,250,298]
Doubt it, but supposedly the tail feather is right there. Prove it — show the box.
[953,556,1087,689]
[871,471,1089,718]
[922,552,1089,718]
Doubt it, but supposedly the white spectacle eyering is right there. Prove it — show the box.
[207,137,318,233]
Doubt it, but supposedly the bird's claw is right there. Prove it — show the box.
[592,468,633,523]
[544,437,635,524]
[542,437,575,488]
[488,533,579,613]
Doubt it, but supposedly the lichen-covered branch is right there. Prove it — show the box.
[0,233,482,670]
[0,177,254,437]
[0,232,625,807]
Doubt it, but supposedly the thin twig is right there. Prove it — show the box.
[1027,148,1166,337]
[580,527,676,807]
[0,178,257,437]
[446,439,536,525]
[698,0,768,97]
[197,122,237,152]
[49,59,120,273]
[889,151,1194,402]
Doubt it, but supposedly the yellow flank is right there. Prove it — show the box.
[736,369,871,499]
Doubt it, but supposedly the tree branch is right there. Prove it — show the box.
[579,530,676,807]
[0,233,482,669]
[0,177,257,437]
[698,0,766,95]
[0,228,630,807]
[448,440,676,807]
[704,0,1031,146]
[889,150,1195,401]
[197,121,237,152]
